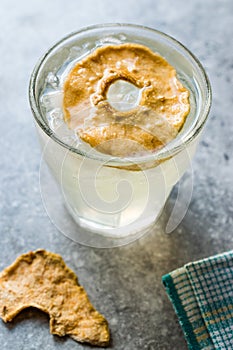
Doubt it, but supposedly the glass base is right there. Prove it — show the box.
[40,159,158,247]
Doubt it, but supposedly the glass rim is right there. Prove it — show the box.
[29,23,212,165]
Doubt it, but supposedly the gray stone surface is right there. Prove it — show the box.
[0,0,233,349]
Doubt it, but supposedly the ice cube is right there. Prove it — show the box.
[107,80,141,111]
[46,72,59,89]
[41,91,63,111]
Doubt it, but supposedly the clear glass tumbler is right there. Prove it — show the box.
[29,24,211,247]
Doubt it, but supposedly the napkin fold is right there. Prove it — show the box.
[162,251,233,350]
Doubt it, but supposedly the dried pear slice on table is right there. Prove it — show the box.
[0,249,110,347]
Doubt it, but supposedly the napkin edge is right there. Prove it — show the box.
[162,273,201,350]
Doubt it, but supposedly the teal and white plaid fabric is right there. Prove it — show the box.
[162,251,233,350]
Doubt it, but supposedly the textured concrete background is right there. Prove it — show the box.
[0,0,233,349]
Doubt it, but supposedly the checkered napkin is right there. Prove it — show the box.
[162,251,233,350]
